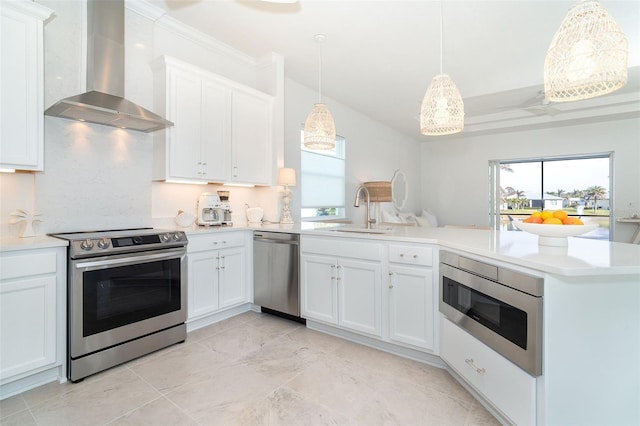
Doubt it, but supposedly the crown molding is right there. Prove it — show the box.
[126,0,256,67]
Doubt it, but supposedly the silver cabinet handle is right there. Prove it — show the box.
[330,264,336,280]
[336,264,342,281]
[388,272,394,289]
[413,254,418,258]
[465,358,486,375]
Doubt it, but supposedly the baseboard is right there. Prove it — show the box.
[0,366,63,400]
[185,303,253,333]
[306,320,445,369]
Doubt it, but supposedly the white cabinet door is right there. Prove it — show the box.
[201,80,231,182]
[187,251,219,320]
[0,2,52,171]
[301,254,337,325]
[218,246,246,309]
[231,90,273,185]
[167,69,204,180]
[338,259,382,337]
[388,265,434,350]
[0,275,57,380]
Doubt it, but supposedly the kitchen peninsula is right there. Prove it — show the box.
[299,224,640,426]
[2,224,639,425]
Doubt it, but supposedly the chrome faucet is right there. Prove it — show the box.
[354,185,376,229]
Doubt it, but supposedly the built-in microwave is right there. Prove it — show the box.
[439,251,544,376]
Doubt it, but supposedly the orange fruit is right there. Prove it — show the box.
[543,217,563,225]
[523,217,534,223]
[529,216,543,223]
[540,211,553,220]
[531,212,543,218]
[553,210,568,220]
[570,218,584,225]
[562,217,573,225]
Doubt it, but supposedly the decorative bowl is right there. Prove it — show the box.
[246,207,264,223]
[512,220,598,246]
[174,211,195,227]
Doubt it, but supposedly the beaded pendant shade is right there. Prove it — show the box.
[304,34,336,150]
[420,1,464,136]
[420,74,465,136]
[544,0,628,102]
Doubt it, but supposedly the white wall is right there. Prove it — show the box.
[420,118,640,242]
[284,79,423,224]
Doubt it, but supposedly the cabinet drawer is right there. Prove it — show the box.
[187,231,245,253]
[440,318,536,425]
[302,236,382,261]
[0,251,57,280]
[389,244,433,266]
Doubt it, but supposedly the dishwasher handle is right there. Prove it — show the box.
[253,232,299,245]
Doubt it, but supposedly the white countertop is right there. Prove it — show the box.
[2,222,638,276]
[0,235,68,252]
[302,225,640,277]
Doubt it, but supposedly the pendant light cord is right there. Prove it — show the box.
[318,40,322,103]
[439,0,443,74]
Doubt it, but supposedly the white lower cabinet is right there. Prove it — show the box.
[0,246,66,397]
[440,317,536,425]
[301,237,382,337]
[387,243,436,351]
[187,232,248,322]
[388,264,434,350]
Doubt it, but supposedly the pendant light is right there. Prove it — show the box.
[544,0,628,102]
[420,1,464,136]
[304,34,336,150]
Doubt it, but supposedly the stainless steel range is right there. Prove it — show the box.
[51,228,188,382]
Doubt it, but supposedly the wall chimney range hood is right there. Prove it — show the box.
[45,0,173,133]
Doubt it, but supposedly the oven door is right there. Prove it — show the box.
[439,263,542,376]
[69,247,186,358]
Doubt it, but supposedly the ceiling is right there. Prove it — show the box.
[148,0,640,140]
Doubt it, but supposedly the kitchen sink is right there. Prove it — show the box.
[328,227,391,234]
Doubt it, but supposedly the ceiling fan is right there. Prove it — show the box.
[509,90,562,117]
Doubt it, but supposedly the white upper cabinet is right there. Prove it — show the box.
[230,89,273,185]
[0,1,53,171]
[154,56,273,185]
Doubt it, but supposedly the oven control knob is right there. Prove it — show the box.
[97,238,110,249]
[160,233,171,242]
[80,239,94,250]
[172,233,182,241]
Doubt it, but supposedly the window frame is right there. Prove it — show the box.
[489,152,614,240]
[300,131,346,221]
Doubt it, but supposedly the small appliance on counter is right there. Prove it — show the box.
[217,191,233,226]
[197,193,224,226]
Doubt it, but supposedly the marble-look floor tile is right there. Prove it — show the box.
[164,360,282,423]
[107,396,198,426]
[219,386,354,426]
[188,310,264,342]
[199,314,302,360]
[335,339,474,406]
[353,375,471,425]
[5,313,499,426]
[0,395,26,419]
[130,340,231,394]
[286,354,388,420]
[465,401,502,426]
[0,408,37,426]
[30,369,160,426]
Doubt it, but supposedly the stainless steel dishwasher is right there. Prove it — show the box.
[253,231,302,321]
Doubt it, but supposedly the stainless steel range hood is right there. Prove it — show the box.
[45,0,172,133]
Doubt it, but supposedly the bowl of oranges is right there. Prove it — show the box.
[513,211,598,246]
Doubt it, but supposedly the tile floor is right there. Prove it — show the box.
[0,311,500,426]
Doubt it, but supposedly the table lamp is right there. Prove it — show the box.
[278,168,296,224]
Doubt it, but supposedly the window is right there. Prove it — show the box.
[490,153,612,240]
[300,132,346,220]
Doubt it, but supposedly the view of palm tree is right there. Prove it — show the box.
[495,155,611,239]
